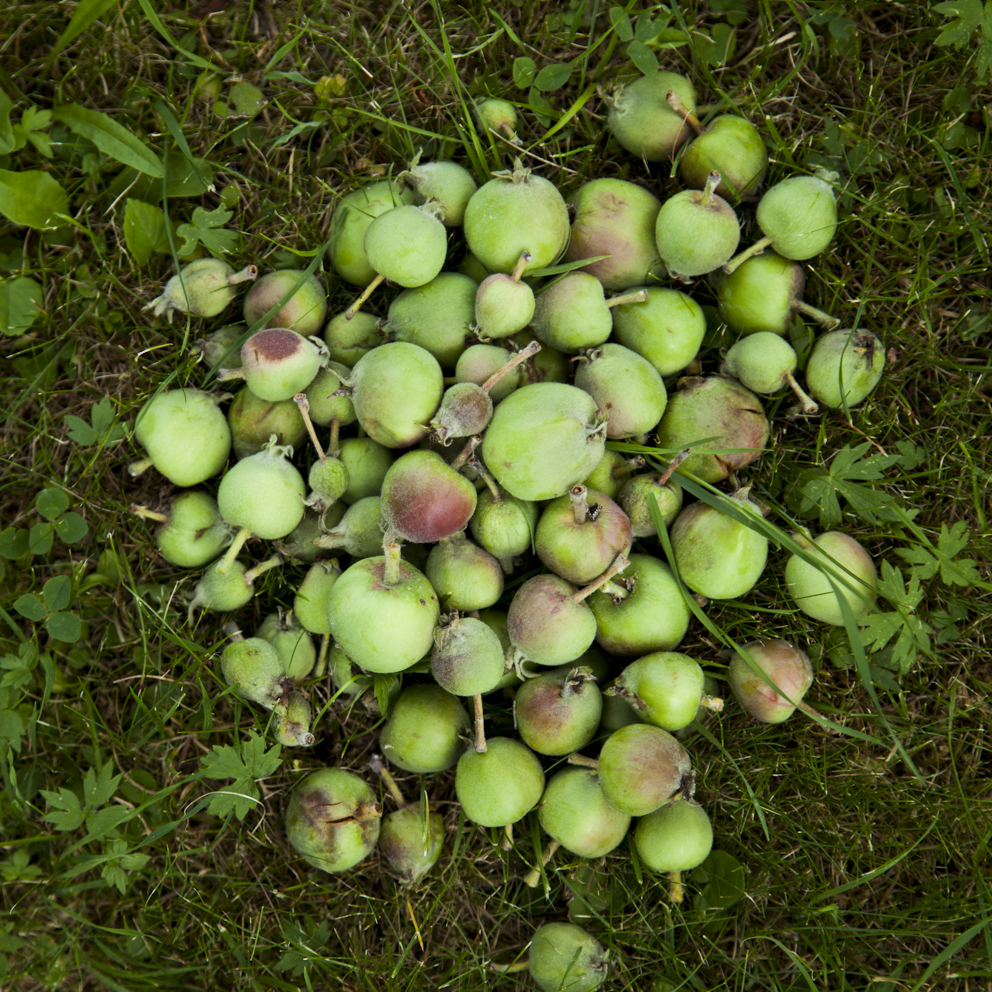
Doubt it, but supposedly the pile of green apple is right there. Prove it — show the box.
[128,74,886,988]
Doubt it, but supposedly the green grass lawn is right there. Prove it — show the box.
[1,0,991,989]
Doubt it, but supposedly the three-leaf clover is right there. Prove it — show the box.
[65,396,128,447]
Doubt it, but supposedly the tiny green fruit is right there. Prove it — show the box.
[528,922,608,992]
[243,268,327,337]
[785,530,878,625]
[133,388,231,487]
[729,638,814,723]
[454,737,544,827]
[805,329,885,409]
[607,71,696,162]
[463,161,569,275]
[145,257,257,321]
[284,767,382,873]
[655,171,740,280]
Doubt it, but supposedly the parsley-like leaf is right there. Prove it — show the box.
[934,0,992,78]
[177,205,240,257]
[858,562,934,675]
[786,442,901,529]
[896,520,986,588]
[198,732,282,820]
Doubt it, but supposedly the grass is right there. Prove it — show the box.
[1,0,991,989]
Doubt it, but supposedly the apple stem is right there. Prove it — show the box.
[666,90,706,135]
[797,699,821,721]
[510,251,532,282]
[481,340,540,395]
[293,393,326,460]
[567,752,600,771]
[572,552,630,603]
[700,170,722,207]
[328,418,341,457]
[699,693,724,713]
[383,541,402,587]
[523,839,561,888]
[784,372,819,415]
[669,870,685,904]
[222,620,243,641]
[605,288,648,309]
[128,458,154,477]
[130,504,169,523]
[500,822,513,851]
[616,455,646,482]
[243,554,283,586]
[451,434,482,471]
[472,693,487,753]
[794,300,841,328]
[226,264,258,286]
[658,448,691,486]
[215,526,252,575]
[314,633,330,678]
[569,484,589,525]
[344,273,385,320]
[468,455,501,502]
[369,753,408,807]
[723,235,773,274]
[215,365,247,383]
[490,961,530,975]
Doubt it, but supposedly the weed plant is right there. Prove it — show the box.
[0,2,990,990]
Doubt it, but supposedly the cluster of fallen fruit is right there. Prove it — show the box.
[130,75,885,990]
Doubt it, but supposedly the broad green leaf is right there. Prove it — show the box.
[694,23,736,66]
[609,7,634,41]
[513,57,536,89]
[934,0,984,45]
[84,804,130,837]
[0,707,26,746]
[52,104,163,177]
[0,276,44,335]
[534,63,573,92]
[108,150,215,202]
[90,396,116,434]
[0,92,15,154]
[651,27,690,48]
[13,594,46,622]
[65,414,98,445]
[0,169,70,230]
[55,512,88,544]
[40,785,87,831]
[229,82,265,117]
[21,106,52,134]
[28,522,54,556]
[696,850,746,909]
[46,0,118,67]
[84,760,122,809]
[47,611,82,643]
[373,673,399,716]
[24,128,54,159]
[123,198,173,266]
[36,488,70,521]
[627,39,659,75]
[0,527,29,559]
[43,575,72,612]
